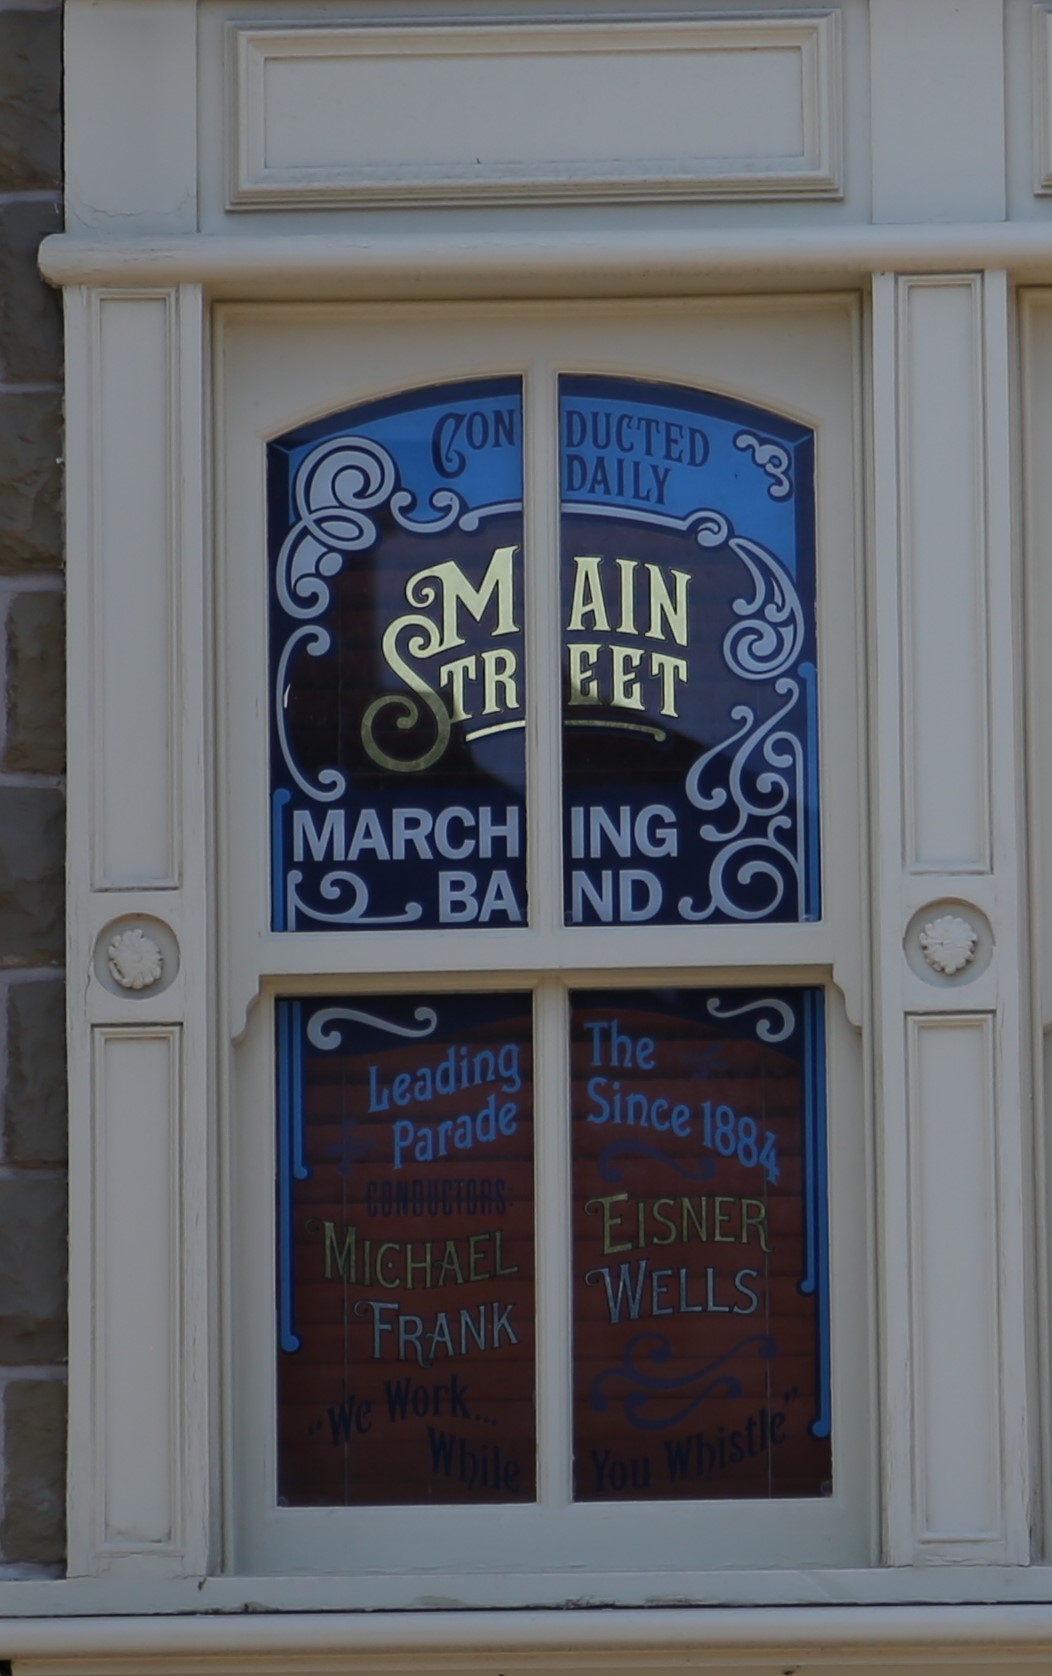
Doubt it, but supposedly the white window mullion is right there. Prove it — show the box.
[525,360,573,1505]
[524,359,563,938]
[534,979,572,1507]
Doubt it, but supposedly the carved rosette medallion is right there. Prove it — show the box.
[918,914,978,977]
[107,927,164,991]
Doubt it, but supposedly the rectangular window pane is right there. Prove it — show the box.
[571,987,829,1500]
[561,375,819,926]
[269,379,526,931]
[276,993,536,1505]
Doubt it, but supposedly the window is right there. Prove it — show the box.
[220,296,869,1598]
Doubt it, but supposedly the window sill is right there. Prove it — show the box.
[9,1576,1052,1648]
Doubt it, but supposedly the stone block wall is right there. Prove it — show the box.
[0,0,67,1575]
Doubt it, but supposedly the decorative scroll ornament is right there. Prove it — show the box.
[307,1005,438,1050]
[589,1330,778,1432]
[274,431,516,812]
[705,995,795,1043]
[722,535,804,680]
[679,676,806,923]
[919,914,978,976]
[672,512,810,922]
[286,869,423,930]
[734,431,793,500]
[107,927,163,991]
[277,436,470,623]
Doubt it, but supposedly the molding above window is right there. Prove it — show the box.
[226,15,843,210]
[39,224,1052,299]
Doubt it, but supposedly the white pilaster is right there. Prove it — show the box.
[872,272,1030,1564]
[869,0,1006,225]
[64,0,198,234]
[65,284,212,1577]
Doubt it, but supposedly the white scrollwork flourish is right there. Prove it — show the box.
[705,995,795,1043]
[307,1005,438,1050]
[277,436,479,623]
[679,817,801,923]
[278,437,398,620]
[273,430,516,803]
[685,678,801,842]
[275,627,347,803]
[692,510,731,547]
[389,486,464,534]
[679,676,804,921]
[734,432,793,500]
[723,537,804,680]
[286,868,423,928]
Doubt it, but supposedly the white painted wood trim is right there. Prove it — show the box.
[40,223,1052,298]
[870,0,1006,225]
[870,273,1031,1565]
[217,298,871,1586]
[227,15,842,210]
[15,1562,1052,1620]
[64,0,198,234]
[14,1599,1052,1657]
[65,284,213,1579]
[1035,6,1052,194]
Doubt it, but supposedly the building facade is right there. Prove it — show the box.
[14,0,1052,1671]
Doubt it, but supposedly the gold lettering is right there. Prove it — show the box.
[646,566,690,645]
[650,651,688,717]
[740,1198,772,1253]
[585,1191,633,1255]
[375,1242,401,1288]
[681,1198,708,1242]
[468,1232,488,1282]
[615,557,638,634]
[494,1229,518,1277]
[321,1220,356,1281]
[482,647,518,714]
[713,1196,736,1242]
[361,612,450,774]
[609,645,645,710]
[436,1241,465,1288]
[404,1243,434,1288]
[438,653,477,721]
[407,545,519,652]
[568,556,610,632]
[650,1198,678,1244]
[568,642,600,705]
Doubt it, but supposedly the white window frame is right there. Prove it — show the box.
[217,296,870,1596]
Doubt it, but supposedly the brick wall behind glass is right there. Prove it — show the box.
[0,0,66,1574]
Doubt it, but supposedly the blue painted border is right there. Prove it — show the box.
[801,662,820,919]
[271,789,291,932]
[799,988,831,1439]
[276,998,307,1353]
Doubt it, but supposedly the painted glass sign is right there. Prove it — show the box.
[269,380,525,931]
[572,987,829,1499]
[561,377,818,926]
[276,985,828,1506]
[269,376,818,933]
[276,994,536,1505]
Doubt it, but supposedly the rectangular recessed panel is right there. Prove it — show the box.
[908,1015,1001,1538]
[276,993,536,1506]
[232,18,841,206]
[901,280,990,870]
[94,296,177,886]
[96,1028,177,1545]
[571,987,829,1501]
